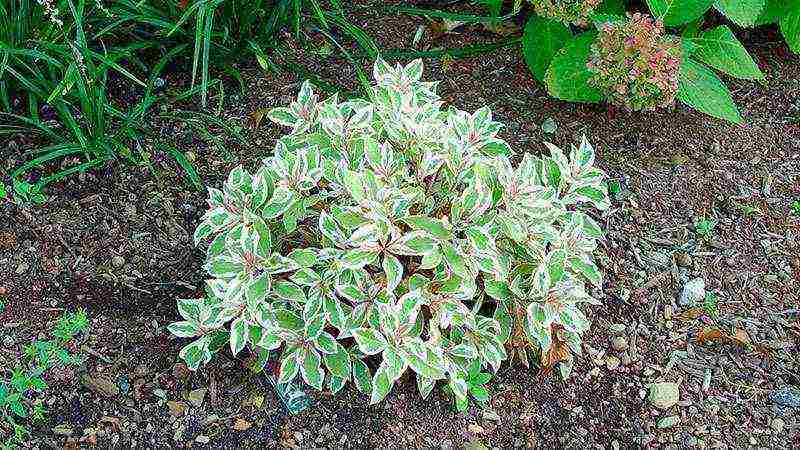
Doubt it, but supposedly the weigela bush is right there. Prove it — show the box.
[587,13,682,111]
[530,0,603,27]
[169,59,609,408]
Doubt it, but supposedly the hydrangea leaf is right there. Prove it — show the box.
[646,0,715,26]
[544,32,603,103]
[781,7,800,53]
[522,16,571,82]
[714,0,765,27]
[676,59,742,124]
[689,26,764,80]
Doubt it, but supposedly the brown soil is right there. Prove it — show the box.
[1,3,799,449]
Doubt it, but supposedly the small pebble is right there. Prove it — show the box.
[609,323,626,335]
[657,415,680,429]
[649,382,679,409]
[771,387,800,408]
[611,336,629,352]
[675,251,692,267]
[679,278,705,306]
[771,418,785,434]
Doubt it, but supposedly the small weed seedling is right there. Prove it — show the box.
[695,217,717,238]
[1,310,88,448]
[791,201,800,216]
[703,292,719,319]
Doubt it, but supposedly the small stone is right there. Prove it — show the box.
[771,387,800,408]
[233,418,252,431]
[620,352,633,366]
[111,255,125,268]
[609,323,626,335]
[204,414,220,425]
[195,435,211,444]
[771,418,785,433]
[657,415,680,429]
[679,278,705,307]
[15,262,29,274]
[675,252,692,268]
[167,401,188,418]
[82,374,120,397]
[188,388,207,408]
[606,356,620,370]
[611,336,629,352]
[467,423,485,434]
[541,117,557,134]
[649,382,679,409]
[52,424,74,436]
[482,409,501,422]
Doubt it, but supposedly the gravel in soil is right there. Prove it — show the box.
[1,3,799,448]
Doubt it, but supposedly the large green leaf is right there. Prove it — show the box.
[689,26,764,80]
[544,32,603,103]
[676,59,742,124]
[714,0,765,26]
[781,7,800,53]
[646,0,715,26]
[521,16,571,82]
[755,0,799,25]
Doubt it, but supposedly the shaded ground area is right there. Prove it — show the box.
[1,3,799,448]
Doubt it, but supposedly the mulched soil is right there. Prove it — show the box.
[1,2,799,448]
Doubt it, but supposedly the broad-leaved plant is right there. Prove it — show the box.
[169,58,609,409]
[522,1,767,123]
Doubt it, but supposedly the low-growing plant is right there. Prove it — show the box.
[169,58,609,408]
[703,292,719,318]
[1,309,88,448]
[523,7,764,124]
[0,0,197,202]
[695,216,717,237]
[790,200,800,216]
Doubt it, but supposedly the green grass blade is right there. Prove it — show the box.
[166,146,203,190]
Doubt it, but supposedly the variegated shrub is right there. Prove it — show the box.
[168,58,610,409]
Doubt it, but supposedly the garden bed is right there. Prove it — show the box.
[1,6,799,449]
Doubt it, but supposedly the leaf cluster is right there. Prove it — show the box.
[169,58,609,408]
